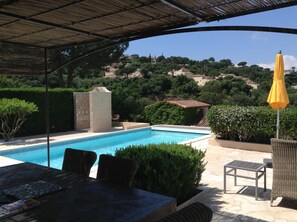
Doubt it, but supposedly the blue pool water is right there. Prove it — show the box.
[0,128,209,169]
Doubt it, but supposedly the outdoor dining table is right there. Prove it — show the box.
[0,162,176,222]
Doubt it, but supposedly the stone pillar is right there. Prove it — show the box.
[89,87,112,132]
[73,92,90,130]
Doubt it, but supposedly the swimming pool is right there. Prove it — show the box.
[0,127,210,169]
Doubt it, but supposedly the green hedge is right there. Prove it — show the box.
[207,105,297,143]
[115,143,206,203]
[0,88,76,137]
[280,108,297,140]
[144,101,200,125]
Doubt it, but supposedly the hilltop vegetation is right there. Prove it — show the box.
[1,54,297,122]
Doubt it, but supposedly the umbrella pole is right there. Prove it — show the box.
[276,109,280,139]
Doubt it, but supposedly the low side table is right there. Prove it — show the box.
[224,160,266,200]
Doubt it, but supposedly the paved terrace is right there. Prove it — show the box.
[0,130,296,221]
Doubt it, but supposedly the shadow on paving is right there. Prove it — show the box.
[212,211,268,222]
[236,186,271,201]
[195,186,226,212]
[237,186,297,210]
[275,197,297,210]
[198,186,271,221]
[0,129,93,146]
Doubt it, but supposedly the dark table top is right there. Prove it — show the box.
[0,163,176,222]
[225,160,265,171]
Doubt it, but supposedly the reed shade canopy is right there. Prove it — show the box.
[1,0,297,167]
[267,52,289,139]
[1,0,297,75]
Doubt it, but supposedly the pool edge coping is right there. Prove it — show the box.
[0,125,211,153]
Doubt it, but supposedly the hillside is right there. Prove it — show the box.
[104,54,297,87]
[1,54,297,122]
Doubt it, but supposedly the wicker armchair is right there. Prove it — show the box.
[158,202,213,222]
[271,138,297,206]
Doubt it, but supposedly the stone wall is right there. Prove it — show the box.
[73,92,90,130]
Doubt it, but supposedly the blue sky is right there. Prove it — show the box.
[126,6,297,70]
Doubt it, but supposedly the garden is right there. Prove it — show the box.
[207,105,297,143]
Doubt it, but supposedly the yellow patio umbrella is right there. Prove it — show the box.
[267,51,289,139]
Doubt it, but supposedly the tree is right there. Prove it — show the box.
[229,93,254,106]
[0,98,38,141]
[156,55,166,63]
[140,75,171,99]
[48,42,128,87]
[287,87,297,106]
[171,75,200,98]
[198,80,224,105]
[115,65,137,78]
[198,91,224,105]
[200,59,210,68]
[251,88,269,106]
[238,61,247,67]
[219,59,233,68]
[208,57,215,62]
[199,77,253,105]
[285,72,297,86]
[139,56,151,63]
[167,56,190,65]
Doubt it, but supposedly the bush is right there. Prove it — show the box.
[280,108,297,139]
[207,105,297,143]
[0,98,38,141]
[115,143,206,203]
[144,101,200,125]
[0,88,76,137]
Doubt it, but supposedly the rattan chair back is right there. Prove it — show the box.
[97,154,138,188]
[62,148,97,177]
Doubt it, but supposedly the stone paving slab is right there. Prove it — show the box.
[0,156,22,167]
[0,129,123,151]
[1,132,297,221]
[191,143,297,222]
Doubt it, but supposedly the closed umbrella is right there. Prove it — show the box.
[267,51,289,139]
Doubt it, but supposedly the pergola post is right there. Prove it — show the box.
[44,48,50,167]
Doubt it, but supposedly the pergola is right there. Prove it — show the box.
[1,0,297,74]
[1,0,297,166]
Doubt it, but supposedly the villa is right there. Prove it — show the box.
[1,1,297,221]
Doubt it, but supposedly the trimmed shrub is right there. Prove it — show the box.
[0,88,76,137]
[0,98,38,141]
[280,108,297,140]
[115,143,206,203]
[207,105,297,143]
